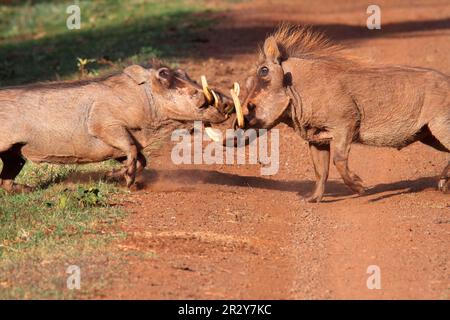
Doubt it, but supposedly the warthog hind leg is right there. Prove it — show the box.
[305,142,330,203]
[0,146,32,193]
[332,128,365,195]
[438,162,450,193]
[426,118,450,193]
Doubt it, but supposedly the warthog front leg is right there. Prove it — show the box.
[332,128,365,195]
[91,125,138,188]
[306,142,330,203]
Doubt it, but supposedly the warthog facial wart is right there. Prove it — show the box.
[171,121,280,175]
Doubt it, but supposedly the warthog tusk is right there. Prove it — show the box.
[230,83,244,128]
[205,126,221,142]
[210,89,219,109]
[233,82,240,97]
[201,75,213,104]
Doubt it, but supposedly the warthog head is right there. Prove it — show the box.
[236,36,292,130]
[125,64,232,124]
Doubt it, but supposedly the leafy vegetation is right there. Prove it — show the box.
[0,0,215,86]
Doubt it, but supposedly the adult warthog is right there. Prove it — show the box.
[238,24,450,202]
[0,63,231,192]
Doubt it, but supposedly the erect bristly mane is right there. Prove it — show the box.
[268,23,345,61]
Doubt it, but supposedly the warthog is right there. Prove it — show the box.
[239,24,450,202]
[0,63,231,192]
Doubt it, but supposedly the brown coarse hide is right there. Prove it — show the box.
[241,24,450,202]
[0,64,231,192]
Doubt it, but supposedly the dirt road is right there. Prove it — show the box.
[103,0,450,299]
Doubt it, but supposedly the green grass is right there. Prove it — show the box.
[0,0,216,86]
[0,161,122,255]
[0,161,128,299]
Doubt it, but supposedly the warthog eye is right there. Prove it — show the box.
[158,67,171,79]
[258,66,269,77]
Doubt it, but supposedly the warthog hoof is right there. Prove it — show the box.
[438,178,449,193]
[304,194,323,203]
[357,186,366,195]
[128,182,144,192]
[349,182,366,195]
[0,182,34,194]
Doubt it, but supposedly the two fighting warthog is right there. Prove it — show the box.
[0,63,231,192]
[238,24,450,202]
[2,25,449,201]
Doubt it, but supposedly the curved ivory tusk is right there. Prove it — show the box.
[210,89,219,109]
[233,82,240,97]
[230,87,244,128]
[205,127,221,142]
[201,75,213,104]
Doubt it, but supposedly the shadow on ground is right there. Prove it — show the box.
[61,168,440,203]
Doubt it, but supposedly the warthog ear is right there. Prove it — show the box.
[124,65,148,85]
[263,36,281,64]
